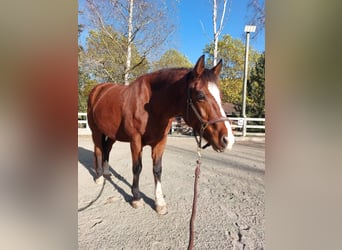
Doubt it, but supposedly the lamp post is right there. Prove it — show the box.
[242,25,256,136]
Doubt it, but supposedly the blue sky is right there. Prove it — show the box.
[79,0,264,64]
[176,0,265,63]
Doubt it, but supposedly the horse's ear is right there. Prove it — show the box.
[193,55,205,78]
[211,59,222,76]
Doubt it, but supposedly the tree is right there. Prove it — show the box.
[247,52,265,117]
[125,0,134,84]
[83,0,176,84]
[78,67,96,112]
[78,24,96,112]
[247,0,265,37]
[204,34,260,79]
[212,0,231,66]
[221,53,265,118]
[204,34,263,117]
[151,49,192,71]
[220,78,242,109]
[79,27,148,83]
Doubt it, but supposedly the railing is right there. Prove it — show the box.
[228,117,265,136]
[78,112,91,135]
[78,113,265,136]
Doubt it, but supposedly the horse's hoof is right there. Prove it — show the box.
[156,205,168,215]
[131,199,144,209]
[103,173,112,179]
[95,176,104,184]
[96,168,104,177]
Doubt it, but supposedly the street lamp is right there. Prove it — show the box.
[242,25,256,136]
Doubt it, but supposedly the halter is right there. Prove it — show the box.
[186,87,231,151]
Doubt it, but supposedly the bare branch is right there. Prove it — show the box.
[86,0,114,40]
[247,0,265,37]
[218,0,232,35]
[199,20,211,41]
[212,0,232,65]
[102,66,116,82]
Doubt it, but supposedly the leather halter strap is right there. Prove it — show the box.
[186,88,230,149]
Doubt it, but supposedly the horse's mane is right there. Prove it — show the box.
[127,66,220,93]
[145,67,219,86]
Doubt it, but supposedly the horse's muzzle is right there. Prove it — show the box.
[221,135,235,151]
[221,136,228,148]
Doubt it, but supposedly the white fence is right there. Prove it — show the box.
[78,113,265,136]
[228,117,265,136]
[78,112,91,135]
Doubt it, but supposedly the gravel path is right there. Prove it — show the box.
[78,135,265,249]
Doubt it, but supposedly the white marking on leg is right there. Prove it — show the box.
[103,160,110,175]
[208,82,235,149]
[155,181,166,207]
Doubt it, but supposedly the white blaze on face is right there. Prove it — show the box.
[208,82,235,150]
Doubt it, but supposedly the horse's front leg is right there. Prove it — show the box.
[152,136,168,215]
[130,137,144,209]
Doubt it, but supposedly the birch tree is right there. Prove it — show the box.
[125,0,134,84]
[82,0,175,84]
[79,27,148,83]
[212,0,231,66]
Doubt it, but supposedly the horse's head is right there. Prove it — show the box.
[185,55,235,152]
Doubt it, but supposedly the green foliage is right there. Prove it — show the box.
[220,78,243,114]
[78,67,96,112]
[204,34,260,79]
[220,53,265,117]
[152,49,193,71]
[247,52,265,117]
[81,27,149,83]
[204,34,264,117]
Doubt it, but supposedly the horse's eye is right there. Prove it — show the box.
[197,92,206,101]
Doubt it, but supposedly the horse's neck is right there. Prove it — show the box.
[152,80,188,119]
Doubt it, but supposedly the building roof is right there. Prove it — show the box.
[222,103,236,115]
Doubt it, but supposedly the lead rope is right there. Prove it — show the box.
[187,127,205,250]
[186,89,230,249]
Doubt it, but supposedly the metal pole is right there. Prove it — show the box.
[242,31,250,137]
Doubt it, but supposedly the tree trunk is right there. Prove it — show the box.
[212,0,229,67]
[213,0,218,66]
[125,0,134,85]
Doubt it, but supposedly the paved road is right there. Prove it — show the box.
[78,135,265,249]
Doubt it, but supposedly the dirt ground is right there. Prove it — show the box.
[78,135,265,249]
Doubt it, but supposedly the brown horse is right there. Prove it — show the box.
[87,55,235,215]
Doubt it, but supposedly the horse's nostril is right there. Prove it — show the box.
[221,136,228,147]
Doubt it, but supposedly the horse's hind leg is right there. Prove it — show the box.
[92,131,104,178]
[130,136,144,208]
[103,137,115,178]
[152,136,168,215]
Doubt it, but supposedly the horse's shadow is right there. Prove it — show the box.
[78,147,155,210]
